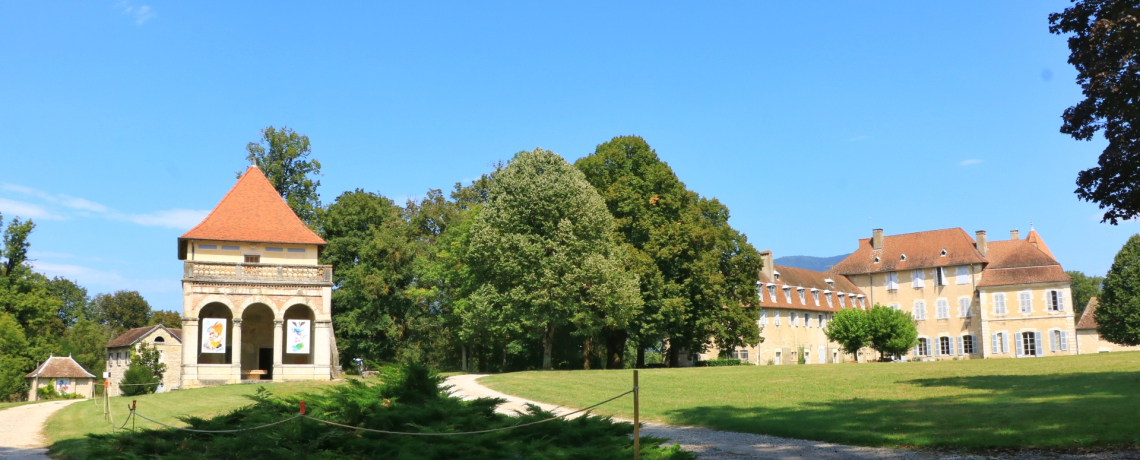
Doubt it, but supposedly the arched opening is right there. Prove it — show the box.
[198,303,233,365]
[153,336,165,343]
[283,304,315,365]
[241,304,275,380]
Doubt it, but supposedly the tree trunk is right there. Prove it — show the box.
[477,345,487,373]
[605,328,627,369]
[542,324,554,370]
[461,345,468,372]
[667,345,680,368]
[502,345,508,372]
[636,347,646,368]
[583,337,592,370]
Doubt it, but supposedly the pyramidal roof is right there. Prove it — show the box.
[179,166,325,259]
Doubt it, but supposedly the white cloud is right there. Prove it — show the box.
[115,1,157,25]
[30,261,177,293]
[122,209,210,229]
[0,197,64,220]
[959,159,983,166]
[2,183,208,229]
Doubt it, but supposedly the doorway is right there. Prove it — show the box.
[258,348,273,379]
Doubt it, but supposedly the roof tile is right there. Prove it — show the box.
[25,356,95,379]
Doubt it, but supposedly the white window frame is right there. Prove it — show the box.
[798,288,806,305]
[958,297,972,317]
[886,272,899,290]
[759,309,768,326]
[917,338,930,357]
[811,289,820,305]
[857,295,865,309]
[767,284,776,302]
[913,300,926,320]
[838,293,846,308]
[935,267,947,286]
[784,287,793,304]
[939,336,952,355]
[994,293,1007,316]
[1047,290,1065,312]
[912,269,925,288]
[773,309,780,326]
[824,290,833,307]
[936,299,949,319]
[1019,290,1032,314]
[961,334,975,354]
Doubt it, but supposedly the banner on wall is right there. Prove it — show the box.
[201,318,227,353]
[287,319,310,354]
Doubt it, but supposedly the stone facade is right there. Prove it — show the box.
[1074,297,1140,354]
[105,325,183,396]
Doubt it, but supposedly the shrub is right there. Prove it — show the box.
[36,385,81,401]
[86,363,694,460]
[119,362,159,396]
[704,359,742,367]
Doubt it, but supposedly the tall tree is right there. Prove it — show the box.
[468,148,641,370]
[0,313,32,401]
[575,136,763,367]
[865,304,918,360]
[45,277,89,327]
[1096,234,1140,346]
[61,318,110,379]
[149,310,182,329]
[1,215,34,277]
[1067,270,1105,315]
[1050,1,1140,223]
[824,308,870,360]
[91,291,152,337]
[320,190,421,363]
[244,126,322,226]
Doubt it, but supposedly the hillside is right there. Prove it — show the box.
[773,254,850,272]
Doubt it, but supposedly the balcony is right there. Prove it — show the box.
[183,261,333,286]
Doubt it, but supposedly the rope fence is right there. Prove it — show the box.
[95,371,644,459]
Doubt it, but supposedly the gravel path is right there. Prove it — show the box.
[444,374,1138,460]
[0,399,83,460]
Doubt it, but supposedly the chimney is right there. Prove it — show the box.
[872,229,883,250]
[976,230,987,257]
[1010,229,1019,240]
[760,250,774,281]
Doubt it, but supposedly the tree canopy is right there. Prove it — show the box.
[1050,1,1140,223]
[1067,270,1105,315]
[1096,234,1140,346]
[467,148,641,370]
[244,126,322,226]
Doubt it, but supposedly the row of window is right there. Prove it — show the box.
[915,335,977,357]
[990,330,1069,357]
[885,266,971,290]
[759,309,833,329]
[992,290,1065,315]
[762,284,866,309]
[199,244,306,253]
[907,297,973,320]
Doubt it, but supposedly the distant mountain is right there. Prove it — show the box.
[773,254,851,272]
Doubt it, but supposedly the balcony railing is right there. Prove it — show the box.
[184,261,333,285]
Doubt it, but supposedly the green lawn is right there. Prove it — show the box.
[45,380,346,459]
[481,352,1140,450]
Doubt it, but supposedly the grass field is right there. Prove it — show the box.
[481,352,1140,450]
[45,380,346,459]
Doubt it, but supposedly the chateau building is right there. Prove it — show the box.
[105,325,183,395]
[831,228,1075,361]
[698,250,867,365]
[1074,297,1140,354]
[178,166,337,387]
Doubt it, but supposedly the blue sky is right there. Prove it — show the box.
[0,2,1127,311]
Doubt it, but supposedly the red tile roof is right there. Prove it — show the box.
[977,237,1069,287]
[25,356,95,379]
[756,264,865,313]
[1076,297,1099,330]
[977,265,1070,287]
[179,166,324,259]
[830,228,987,275]
[106,325,183,348]
[1024,229,1055,259]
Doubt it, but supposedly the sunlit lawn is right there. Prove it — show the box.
[481,352,1140,450]
[45,380,347,459]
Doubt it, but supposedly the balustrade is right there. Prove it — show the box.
[184,261,332,285]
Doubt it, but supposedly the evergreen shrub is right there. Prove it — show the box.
[86,363,693,459]
[703,359,742,367]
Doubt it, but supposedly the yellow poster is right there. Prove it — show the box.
[201,318,227,353]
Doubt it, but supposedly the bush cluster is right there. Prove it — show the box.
[702,359,742,367]
[86,363,693,460]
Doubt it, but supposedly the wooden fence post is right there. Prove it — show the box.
[633,370,640,460]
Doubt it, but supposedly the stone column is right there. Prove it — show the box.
[181,318,199,388]
[314,320,332,380]
[272,320,284,381]
[231,318,242,382]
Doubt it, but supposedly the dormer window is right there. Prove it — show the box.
[773,271,781,281]
[811,288,820,305]
[900,254,907,261]
[153,336,165,343]
[767,284,776,301]
[783,287,793,304]
[824,290,833,307]
[940,249,947,257]
[797,287,806,304]
[838,293,846,308]
[874,256,881,263]
[824,278,835,288]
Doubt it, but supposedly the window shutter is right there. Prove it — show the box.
[1060,330,1069,351]
[1015,333,1024,357]
[1049,331,1056,352]
[1035,332,1043,356]
[1057,292,1065,311]
[1002,333,1009,353]
[934,339,941,357]
[991,334,998,354]
[957,336,963,356]
[913,345,919,359]
[949,337,956,355]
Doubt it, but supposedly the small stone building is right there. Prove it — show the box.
[106,324,183,396]
[26,355,96,401]
[1075,297,1140,354]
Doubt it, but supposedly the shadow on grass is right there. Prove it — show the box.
[662,371,1140,450]
[47,437,88,460]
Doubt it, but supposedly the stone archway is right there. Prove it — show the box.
[283,304,315,365]
[198,303,233,365]
[240,303,275,379]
